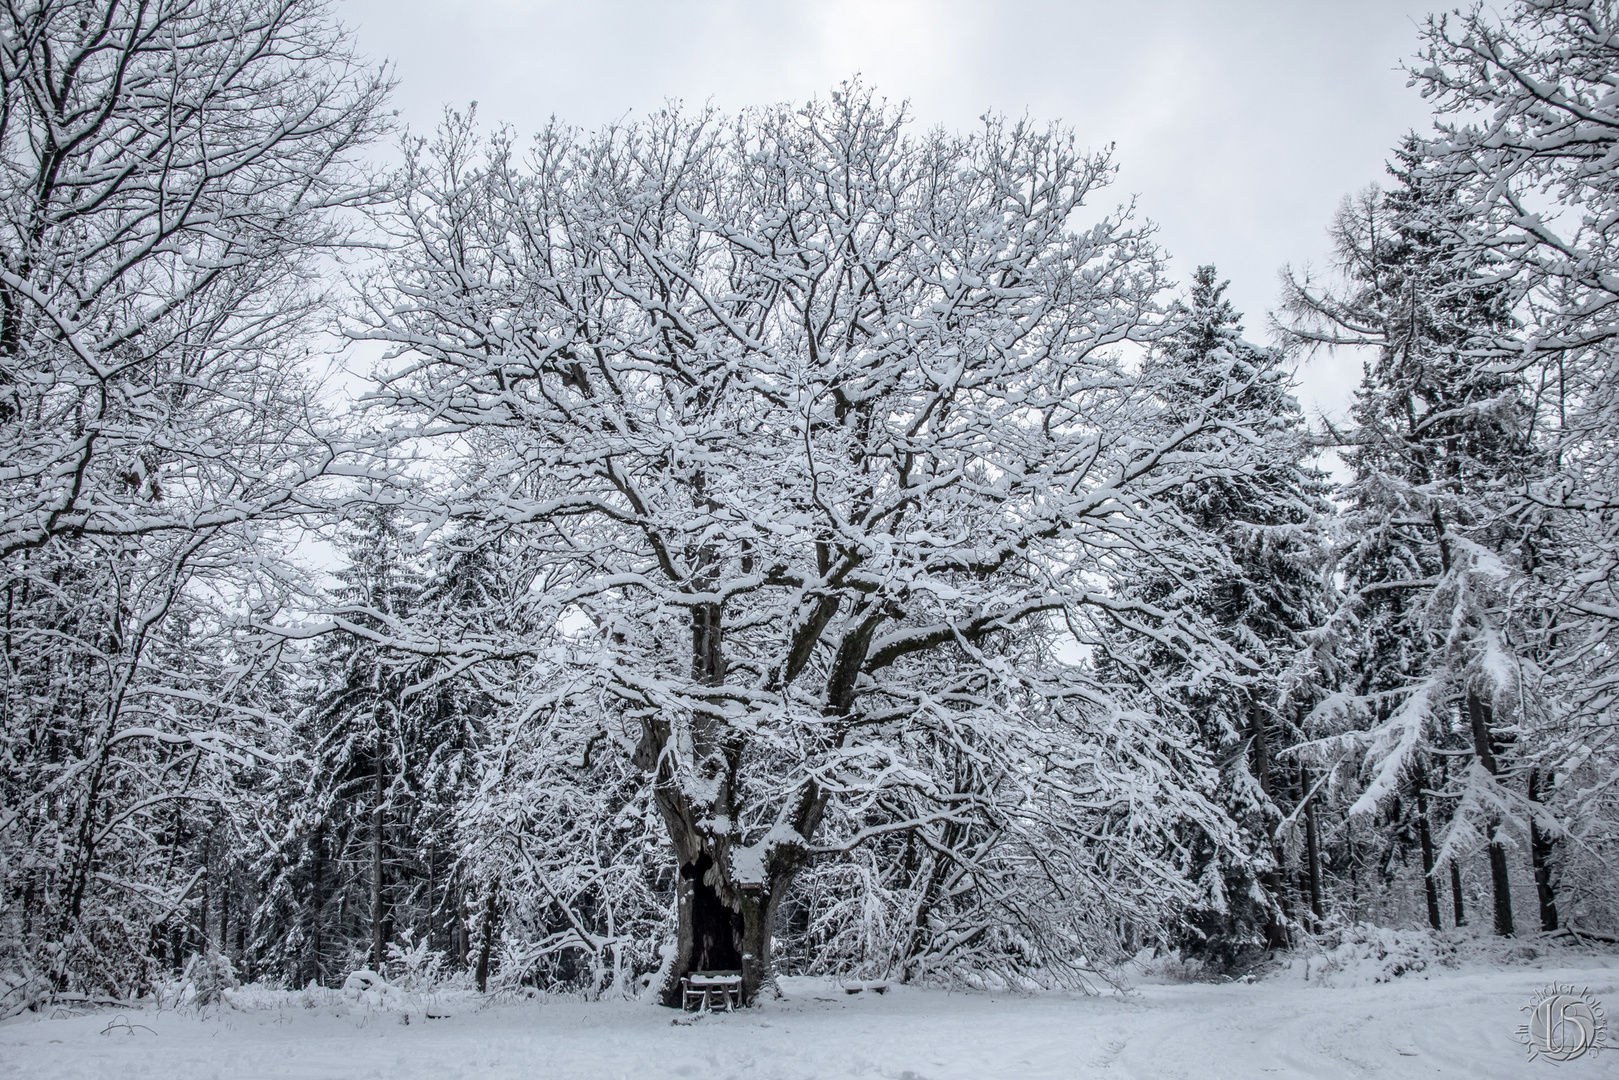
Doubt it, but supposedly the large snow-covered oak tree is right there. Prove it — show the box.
[0,0,386,1007]
[362,91,1283,1003]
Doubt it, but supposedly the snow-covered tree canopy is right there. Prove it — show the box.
[0,0,388,554]
[0,0,387,1009]
[358,89,1287,1001]
[1402,0,1619,936]
[13,0,1619,1018]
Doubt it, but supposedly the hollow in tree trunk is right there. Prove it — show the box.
[661,849,791,1007]
[636,592,830,1007]
[638,698,813,1007]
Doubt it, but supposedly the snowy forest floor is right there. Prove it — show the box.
[4,939,1616,1079]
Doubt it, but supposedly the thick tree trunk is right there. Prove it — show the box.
[1527,767,1559,932]
[1412,759,1442,931]
[737,890,777,1000]
[1465,691,1515,936]
[650,854,790,1003]
[661,859,788,1006]
[644,532,832,1008]
[656,841,797,1007]
[653,597,775,1005]
[653,587,797,1007]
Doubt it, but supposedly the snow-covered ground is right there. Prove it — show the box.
[4,950,1615,1079]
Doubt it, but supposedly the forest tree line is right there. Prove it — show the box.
[2,0,1618,1011]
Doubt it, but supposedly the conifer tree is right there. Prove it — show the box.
[257,505,441,980]
[1408,0,1619,936]
[1129,267,1332,961]
[1282,141,1537,936]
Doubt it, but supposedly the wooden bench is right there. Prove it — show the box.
[841,980,889,995]
[680,970,742,1012]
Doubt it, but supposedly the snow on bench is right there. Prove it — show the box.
[681,970,742,1012]
[841,980,890,995]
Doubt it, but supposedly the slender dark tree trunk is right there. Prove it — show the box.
[456,877,470,969]
[1450,860,1466,927]
[1301,764,1324,929]
[475,882,499,992]
[1527,767,1559,932]
[218,865,229,955]
[1412,759,1442,931]
[1248,703,1290,949]
[199,832,211,952]
[309,821,325,986]
[426,846,436,954]
[1465,691,1515,936]
[1484,820,1514,936]
[1439,755,1467,928]
[371,750,386,970]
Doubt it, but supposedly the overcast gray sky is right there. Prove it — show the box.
[338,0,1440,422]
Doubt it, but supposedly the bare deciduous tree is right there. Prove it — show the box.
[0,0,386,1008]
[364,90,1278,1003]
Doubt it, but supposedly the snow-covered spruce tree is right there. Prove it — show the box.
[1115,266,1332,965]
[362,90,1278,1004]
[255,505,417,983]
[1406,0,1619,935]
[404,536,512,982]
[1280,140,1542,937]
[0,0,386,1008]
[253,506,496,986]
[263,513,665,996]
